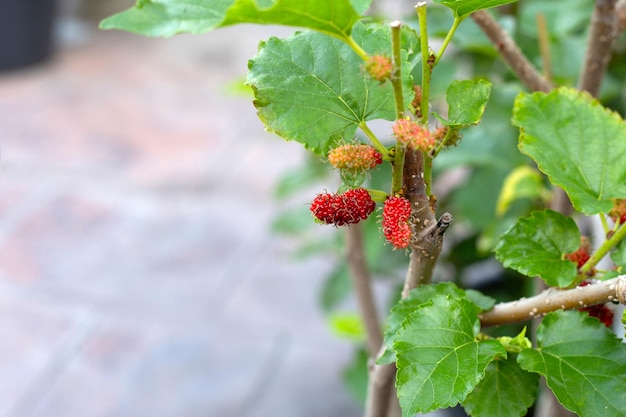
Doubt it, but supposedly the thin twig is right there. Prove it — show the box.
[536,13,552,81]
[471,10,552,92]
[579,0,619,97]
[479,275,626,327]
[345,224,383,357]
[416,2,432,124]
[617,0,626,33]
[390,21,405,119]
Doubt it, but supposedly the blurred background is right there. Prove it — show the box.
[3,1,624,416]
[0,0,371,416]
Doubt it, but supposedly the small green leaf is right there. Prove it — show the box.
[377,282,466,365]
[518,310,626,417]
[247,23,414,156]
[101,0,362,40]
[494,210,580,287]
[496,165,548,216]
[434,0,519,18]
[436,79,492,127]
[462,355,538,417]
[512,88,626,215]
[497,327,532,353]
[328,312,365,341]
[465,289,496,312]
[394,295,506,415]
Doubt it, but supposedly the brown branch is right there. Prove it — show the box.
[345,224,383,357]
[617,0,626,33]
[536,13,552,81]
[479,275,626,327]
[579,0,619,97]
[365,362,397,417]
[471,10,552,93]
[402,212,452,298]
[365,148,453,417]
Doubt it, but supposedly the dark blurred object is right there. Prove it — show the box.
[0,0,56,70]
[77,0,134,21]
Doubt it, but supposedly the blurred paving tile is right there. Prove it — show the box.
[0,21,364,417]
[0,190,255,311]
[250,344,362,417]
[0,296,91,417]
[19,319,282,417]
[222,239,344,348]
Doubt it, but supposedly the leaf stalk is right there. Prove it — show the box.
[416,3,431,125]
[580,222,626,276]
[434,15,464,66]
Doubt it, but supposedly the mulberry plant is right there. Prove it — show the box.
[101,1,626,417]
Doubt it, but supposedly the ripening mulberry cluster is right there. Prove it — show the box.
[609,198,626,224]
[577,280,614,327]
[565,236,592,270]
[392,118,435,152]
[310,188,376,226]
[382,196,412,249]
[328,144,383,171]
[365,55,393,82]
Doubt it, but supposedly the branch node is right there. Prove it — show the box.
[434,212,452,236]
[617,277,626,304]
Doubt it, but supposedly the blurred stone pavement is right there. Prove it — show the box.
[0,21,364,417]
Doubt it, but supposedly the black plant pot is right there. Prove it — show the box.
[0,0,56,70]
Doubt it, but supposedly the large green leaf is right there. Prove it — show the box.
[349,0,373,14]
[436,79,492,127]
[512,88,626,215]
[378,282,466,365]
[394,295,506,415]
[518,311,626,417]
[494,210,580,287]
[247,23,414,156]
[100,0,362,39]
[462,355,538,417]
[434,0,519,18]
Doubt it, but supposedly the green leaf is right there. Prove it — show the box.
[497,327,532,353]
[434,0,519,18]
[270,206,313,236]
[100,0,362,40]
[378,282,466,365]
[436,79,492,127]
[273,157,328,199]
[465,289,496,312]
[462,355,538,417]
[247,23,414,156]
[496,165,548,216]
[349,0,373,14]
[342,348,369,406]
[319,264,351,312]
[328,312,365,341]
[494,210,580,287]
[394,295,506,415]
[512,88,626,215]
[518,310,626,417]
